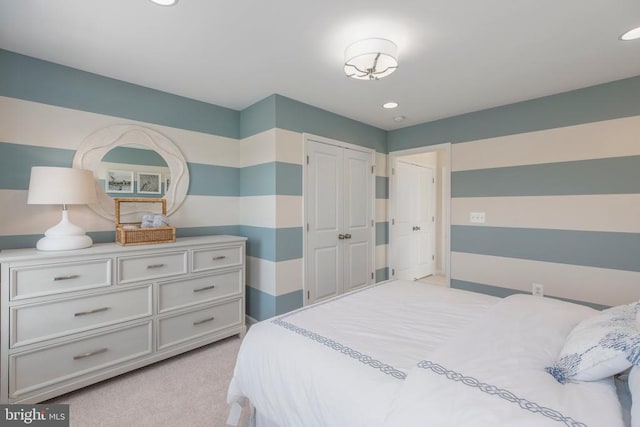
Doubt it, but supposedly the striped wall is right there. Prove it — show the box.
[0,49,389,321]
[388,77,640,309]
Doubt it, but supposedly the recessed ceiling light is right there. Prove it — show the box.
[393,115,406,122]
[150,0,178,6]
[620,26,640,41]
[383,102,399,109]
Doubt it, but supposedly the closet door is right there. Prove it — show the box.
[306,141,343,302]
[305,138,374,305]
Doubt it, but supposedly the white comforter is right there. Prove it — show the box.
[227,280,498,427]
[384,294,625,427]
[227,282,626,427]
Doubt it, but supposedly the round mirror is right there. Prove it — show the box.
[72,124,189,221]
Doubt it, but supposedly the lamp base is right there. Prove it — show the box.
[36,235,93,251]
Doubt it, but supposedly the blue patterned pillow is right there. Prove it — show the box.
[546,302,640,384]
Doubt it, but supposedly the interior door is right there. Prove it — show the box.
[306,141,343,302]
[305,138,374,304]
[342,148,373,292]
[393,160,436,280]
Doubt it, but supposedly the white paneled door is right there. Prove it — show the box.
[392,160,436,280]
[305,137,374,305]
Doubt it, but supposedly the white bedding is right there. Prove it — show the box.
[227,280,498,426]
[227,281,627,427]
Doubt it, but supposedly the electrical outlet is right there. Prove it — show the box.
[532,283,544,297]
[470,212,485,223]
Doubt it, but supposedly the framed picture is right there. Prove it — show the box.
[138,172,162,194]
[106,170,134,193]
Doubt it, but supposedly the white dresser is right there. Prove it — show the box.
[0,235,247,403]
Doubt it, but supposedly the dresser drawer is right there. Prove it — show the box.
[158,299,242,349]
[192,245,243,273]
[11,285,152,348]
[10,258,112,301]
[158,269,242,313]
[10,322,152,399]
[118,251,187,284]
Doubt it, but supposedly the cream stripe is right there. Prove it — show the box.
[451,252,640,307]
[275,258,304,295]
[376,152,388,177]
[246,256,304,296]
[376,199,388,222]
[0,97,240,167]
[452,115,640,172]
[452,194,640,233]
[239,195,303,228]
[276,129,303,165]
[376,244,387,270]
[240,129,276,167]
[163,195,238,228]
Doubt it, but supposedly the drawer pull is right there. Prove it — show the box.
[74,307,110,317]
[146,263,165,269]
[212,255,227,261]
[73,347,108,360]
[193,285,216,293]
[193,317,215,326]
[53,274,80,281]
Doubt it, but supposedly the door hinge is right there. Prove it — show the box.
[432,216,435,222]
[432,177,435,184]
[391,218,395,225]
[307,290,310,299]
[306,223,310,232]
[306,155,310,165]
[432,254,435,261]
[371,165,375,174]
[371,219,374,227]
[392,268,395,276]
[371,272,374,280]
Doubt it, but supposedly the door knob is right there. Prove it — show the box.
[416,226,421,231]
[338,234,345,240]
[344,233,352,239]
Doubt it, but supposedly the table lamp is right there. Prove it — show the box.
[27,167,98,251]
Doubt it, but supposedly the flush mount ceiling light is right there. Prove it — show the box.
[344,38,398,80]
[620,26,640,41]
[150,0,178,5]
[383,102,399,109]
[393,115,406,122]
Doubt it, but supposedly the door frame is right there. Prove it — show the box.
[388,142,452,286]
[302,133,377,305]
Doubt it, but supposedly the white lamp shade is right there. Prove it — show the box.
[28,167,97,205]
[344,38,399,80]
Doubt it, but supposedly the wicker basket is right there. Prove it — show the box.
[115,198,176,246]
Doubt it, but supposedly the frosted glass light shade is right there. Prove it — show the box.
[28,167,97,251]
[344,38,398,80]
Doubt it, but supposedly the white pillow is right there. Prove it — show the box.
[546,302,640,384]
[631,366,640,427]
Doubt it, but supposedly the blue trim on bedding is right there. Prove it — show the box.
[417,361,587,427]
[271,281,406,379]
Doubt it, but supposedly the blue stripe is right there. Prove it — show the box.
[376,267,389,282]
[246,286,276,321]
[376,176,389,199]
[101,146,167,167]
[274,95,387,153]
[387,74,640,150]
[188,163,239,196]
[0,142,74,189]
[0,49,239,139]
[239,95,276,139]
[451,279,609,310]
[238,225,303,262]
[452,225,640,272]
[452,156,640,197]
[275,290,304,315]
[376,222,389,246]
[240,162,302,196]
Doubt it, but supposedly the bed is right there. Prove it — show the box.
[226,280,638,427]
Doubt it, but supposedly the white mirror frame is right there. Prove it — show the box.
[72,124,189,221]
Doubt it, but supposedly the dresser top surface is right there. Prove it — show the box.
[0,235,247,263]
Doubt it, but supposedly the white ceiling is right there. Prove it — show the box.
[1,0,640,131]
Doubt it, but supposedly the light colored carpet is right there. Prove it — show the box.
[48,335,243,427]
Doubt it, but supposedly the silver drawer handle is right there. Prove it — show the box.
[193,317,215,326]
[146,263,165,269]
[74,307,110,317]
[193,285,216,293]
[212,255,226,261]
[53,274,79,281]
[73,348,108,360]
